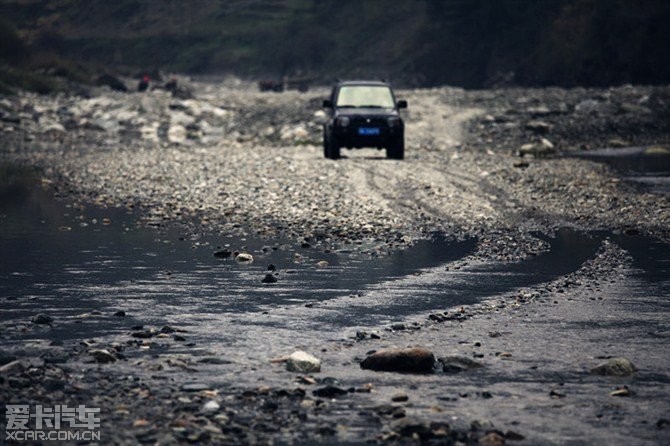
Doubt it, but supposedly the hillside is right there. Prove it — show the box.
[1,0,670,89]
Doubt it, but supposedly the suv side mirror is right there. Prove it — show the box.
[397,100,408,109]
[323,99,333,108]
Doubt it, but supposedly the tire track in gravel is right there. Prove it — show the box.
[339,88,502,234]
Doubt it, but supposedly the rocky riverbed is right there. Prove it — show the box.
[1,77,669,444]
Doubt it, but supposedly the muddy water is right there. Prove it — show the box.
[1,165,669,375]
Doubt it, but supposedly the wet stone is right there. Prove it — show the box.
[132,330,156,339]
[590,357,637,377]
[261,273,278,284]
[89,349,117,364]
[610,386,634,397]
[312,386,348,398]
[439,356,484,373]
[360,347,436,374]
[213,249,232,258]
[31,313,53,324]
[234,252,254,262]
[180,382,212,392]
[391,393,409,402]
[479,431,506,446]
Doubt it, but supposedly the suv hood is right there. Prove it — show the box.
[335,107,399,117]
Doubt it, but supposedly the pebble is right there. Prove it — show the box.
[180,382,212,392]
[201,400,220,413]
[391,393,409,402]
[609,386,633,397]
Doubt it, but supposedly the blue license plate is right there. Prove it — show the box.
[358,127,380,135]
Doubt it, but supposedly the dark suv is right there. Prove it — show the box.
[322,81,407,160]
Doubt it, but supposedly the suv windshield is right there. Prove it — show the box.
[336,85,395,108]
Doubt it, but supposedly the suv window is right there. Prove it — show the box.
[336,85,395,108]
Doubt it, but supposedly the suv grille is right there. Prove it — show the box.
[350,116,387,126]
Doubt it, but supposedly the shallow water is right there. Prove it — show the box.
[1,166,668,368]
[572,146,670,194]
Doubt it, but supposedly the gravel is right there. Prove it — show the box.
[2,78,668,256]
[1,77,669,444]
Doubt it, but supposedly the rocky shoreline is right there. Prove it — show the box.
[2,78,668,252]
[1,78,669,444]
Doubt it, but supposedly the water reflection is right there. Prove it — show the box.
[572,146,670,194]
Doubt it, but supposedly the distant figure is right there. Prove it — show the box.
[96,74,127,92]
[164,76,178,93]
[138,75,150,92]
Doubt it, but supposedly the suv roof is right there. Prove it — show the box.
[334,80,390,87]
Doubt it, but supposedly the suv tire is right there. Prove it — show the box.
[325,130,340,160]
[387,137,404,160]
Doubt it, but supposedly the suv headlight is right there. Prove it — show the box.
[387,117,401,127]
[336,116,350,127]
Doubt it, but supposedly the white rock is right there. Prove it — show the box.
[280,124,309,142]
[168,124,187,143]
[140,122,160,142]
[234,252,254,263]
[540,137,554,149]
[115,109,138,123]
[201,400,220,413]
[286,350,321,373]
[40,122,66,134]
[170,110,195,126]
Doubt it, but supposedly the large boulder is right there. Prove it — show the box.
[360,347,435,374]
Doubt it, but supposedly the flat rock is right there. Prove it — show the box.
[360,347,435,374]
[180,382,212,392]
[312,386,347,398]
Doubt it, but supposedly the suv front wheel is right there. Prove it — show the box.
[324,129,340,160]
[386,137,404,160]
